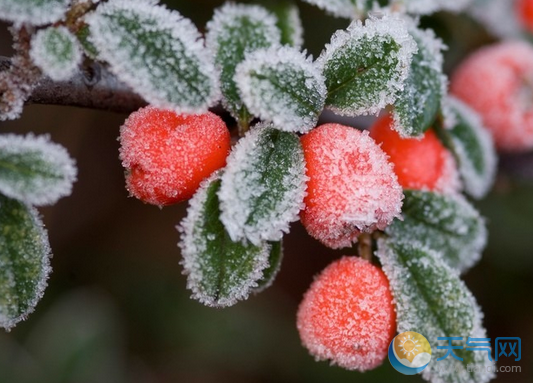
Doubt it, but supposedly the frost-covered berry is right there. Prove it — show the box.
[450,41,533,151]
[516,0,533,33]
[297,256,396,371]
[370,114,460,193]
[300,124,403,249]
[119,107,231,206]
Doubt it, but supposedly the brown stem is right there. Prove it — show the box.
[1,56,147,114]
[358,232,373,262]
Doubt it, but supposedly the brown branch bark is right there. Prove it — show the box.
[1,56,147,114]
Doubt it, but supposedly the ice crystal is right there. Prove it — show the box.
[0,134,77,206]
[235,46,326,133]
[318,14,417,117]
[86,0,220,114]
[0,0,69,26]
[0,195,51,331]
[179,175,271,308]
[219,124,307,246]
[376,238,495,383]
[30,26,82,82]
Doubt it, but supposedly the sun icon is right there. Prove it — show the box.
[399,334,420,357]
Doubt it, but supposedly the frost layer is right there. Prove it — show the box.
[297,257,395,371]
[30,26,82,81]
[0,134,77,206]
[86,0,220,113]
[0,0,69,26]
[0,195,51,331]
[179,175,271,308]
[301,124,403,249]
[318,15,417,117]
[235,46,326,133]
[377,239,495,383]
[219,124,307,246]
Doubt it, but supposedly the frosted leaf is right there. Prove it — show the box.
[468,0,522,39]
[253,241,283,293]
[386,190,487,273]
[393,24,446,137]
[235,46,326,133]
[399,0,473,15]
[0,195,51,331]
[267,1,304,48]
[178,175,271,308]
[0,0,69,26]
[300,0,370,19]
[376,239,495,383]
[206,3,281,125]
[29,26,82,82]
[219,125,307,246]
[318,14,416,117]
[0,134,77,206]
[86,0,220,114]
[443,97,497,199]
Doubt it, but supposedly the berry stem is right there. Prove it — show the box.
[358,232,373,261]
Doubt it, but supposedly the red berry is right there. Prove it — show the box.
[297,256,396,371]
[119,106,231,206]
[450,41,533,151]
[300,124,403,249]
[516,0,533,34]
[369,114,460,193]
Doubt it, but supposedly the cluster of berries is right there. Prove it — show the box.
[119,103,461,370]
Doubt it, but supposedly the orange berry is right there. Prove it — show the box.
[300,124,403,249]
[450,41,533,151]
[119,106,231,206]
[297,256,396,371]
[369,114,459,193]
[516,0,533,34]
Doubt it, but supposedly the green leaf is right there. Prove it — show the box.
[0,195,51,330]
[206,3,281,126]
[319,15,416,116]
[0,0,69,26]
[300,0,370,19]
[263,0,303,47]
[219,125,307,246]
[376,238,495,383]
[441,97,497,199]
[253,241,283,293]
[235,46,326,133]
[0,134,77,206]
[393,25,446,137]
[386,190,487,273]
[30,26,82,81]
[86,0,220,113]
[76,24,99,59]
[179,176,271,308]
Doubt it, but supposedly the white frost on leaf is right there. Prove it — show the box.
[0,134,77,206]
[206,3,281,121]
[0,196,52,331]
[445,96,497,199]
[235,46,326,133]
[219,124,308,246]
[376,238,495,383]
[86,0,220,114]
[0,0,70,26]
[179,174,271,308]
[30,26,82,82]
[318,14,417,116]
[282,4,304,48]
[300,0,369,19]
[399,0,473,15]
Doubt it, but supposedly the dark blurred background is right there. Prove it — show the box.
[0,1,531,382]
